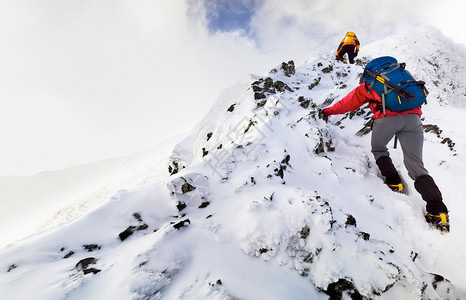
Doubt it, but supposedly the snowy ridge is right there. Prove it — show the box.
[1,27,466,299]
[0,135,182,249]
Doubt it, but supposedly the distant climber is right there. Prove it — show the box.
[335,32,360,64]
[321,56,450,232]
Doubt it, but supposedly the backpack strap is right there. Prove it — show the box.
[363,63,416,114]
[379,63,401,76]
[375,71,393,114]
[368,99,384,113]
[400,68,430,98]
[417,81,429,103]
[364,66,395,114]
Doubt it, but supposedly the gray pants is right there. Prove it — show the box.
[371,114,429,180]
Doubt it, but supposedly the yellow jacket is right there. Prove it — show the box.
[337,32,360,55]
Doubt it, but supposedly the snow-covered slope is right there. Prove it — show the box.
[1,26,466,299]
[0,135,182,249]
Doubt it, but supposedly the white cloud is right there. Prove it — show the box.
[0,0,271,175]
[248,0,443,59]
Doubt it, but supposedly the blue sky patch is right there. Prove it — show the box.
[204,0,260,34]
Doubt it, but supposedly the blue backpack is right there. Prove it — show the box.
[361,56,428,114]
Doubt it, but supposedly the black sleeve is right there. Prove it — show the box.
[336,42,343,53]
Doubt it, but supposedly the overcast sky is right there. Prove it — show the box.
[1,0,465,175]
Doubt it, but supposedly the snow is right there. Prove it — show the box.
[1,26,466,299]
[0,135,183,249]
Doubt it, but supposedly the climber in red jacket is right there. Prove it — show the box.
[322,81,449,232]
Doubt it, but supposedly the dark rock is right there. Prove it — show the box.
[263,77,274,92]
[252,77,275,95]
[227,104,236,112]
[422,124,455,151]
[256,99,267,108]
[325,278,363,300]
[252,85,262,92]
[358,232,370,241]
[119,226,136,241]
[244,120,255,133]
[326,140,335,152]
[173,219,191,230]
[441,137,455,151]
[118,220,145,241]
[181,182,196,194]
[75,257,101,275]
[274,80,293,92]
[76,257,97,271]
[264,193,274,202]
[356,119,373,136]
[7,264,17,272]
[298,96,311,109]
[83,244,101,252]
[355,58,368,66]
[209,279,223,286]
[322,96,336,107]
[168,161,180,175]
[176,201,187,212]
[274,164,286,179]
[199,202,210,208]
[345,214,357,227]
[432,273,446,289]
[308,77,321,90]
[336,72,348,78]
[133,213,143,222]
[313,137,326,154]
[137,224,149,231]
[281,60,296,77]
[64,251,75,259]
[281,154,291,165]
[322,65,333,73]
[83,268,101,275]
[423,124,442,136]
[206,132,213,141]
[254,92,266,100]
[300,225,310,239]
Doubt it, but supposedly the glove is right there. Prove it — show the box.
[354,50,358,57]
[318,109,329,122]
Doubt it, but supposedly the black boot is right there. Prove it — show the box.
[425,213,450,233]
[414,175,448,214]
[376,156,403,191]
[376,156,402,184]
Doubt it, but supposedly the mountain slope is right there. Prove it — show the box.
[1,26,466,299]
[0,135,182,249]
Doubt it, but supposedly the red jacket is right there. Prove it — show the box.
[323,83,422,119]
